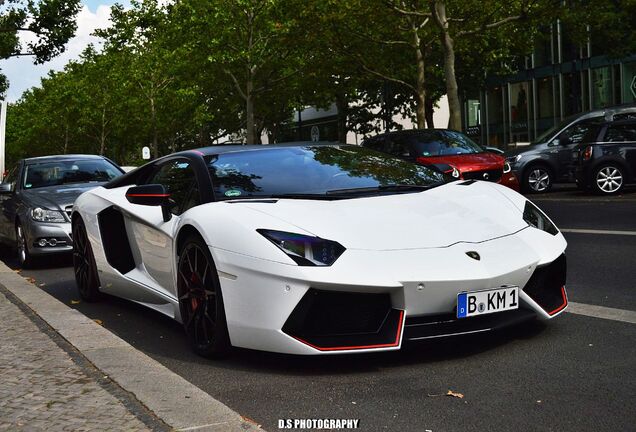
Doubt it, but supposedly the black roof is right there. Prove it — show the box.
[23,154,106,164]
[182,141,341,156]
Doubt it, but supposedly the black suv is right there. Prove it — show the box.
[505,105,636,193]
[574,119,636,194]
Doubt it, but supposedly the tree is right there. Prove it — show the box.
[0,0,81,95]
[170,0,308,144]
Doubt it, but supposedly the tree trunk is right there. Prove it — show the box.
[99,108,106,155]
[433,1,462,131]
[63,124,69,154]
[335,92,348,143]
[246,78,255,144]
[150,95,159,158]
[412,24,427,129]
[425,96,435,128]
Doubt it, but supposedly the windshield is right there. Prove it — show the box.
[407,130,484,156]
[23,159,123,190]
[531,116,580,144]
[206,145,444,200]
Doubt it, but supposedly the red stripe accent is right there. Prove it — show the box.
[126,193,170,197]
[291,310,405,352]
[548,286,568,316]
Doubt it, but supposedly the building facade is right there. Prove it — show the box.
[462,21,636,148]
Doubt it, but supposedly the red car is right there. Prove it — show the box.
[362,129,519,191]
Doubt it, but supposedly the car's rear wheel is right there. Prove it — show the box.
[177,235,230,358]
[593,164,624,194]
[72,217,101,302]
[523,164,553,193]
[15,221,35,268]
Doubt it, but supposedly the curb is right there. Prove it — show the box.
[0,261,262,432]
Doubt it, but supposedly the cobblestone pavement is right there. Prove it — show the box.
[0,291,150,431]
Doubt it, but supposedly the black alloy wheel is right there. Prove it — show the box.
[15,221,35,268]
[177,235,230,358]
[72,217,101,302]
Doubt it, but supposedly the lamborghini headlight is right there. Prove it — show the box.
[257,229,345,266]
[31,207,66,223]
[523,201,558,235]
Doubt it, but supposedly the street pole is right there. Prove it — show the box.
[0,101,6,182]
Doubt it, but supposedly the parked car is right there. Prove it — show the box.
[573,119,636,194]
[505,104,636,193]
[0,155,124,267]
[72,143,567,357]
[362,129,519,190]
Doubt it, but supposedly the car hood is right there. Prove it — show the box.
[504,145,542,158]
[238,182,529,250]
[416,152,503,172]
[20,183,105,211]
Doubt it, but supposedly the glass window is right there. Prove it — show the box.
[560,120,604,145]
[23,159,122,190]
[404,131,483,157]
[605,124,636,142]
[537,78,554,119]
[510,82,529,123]
[534,33,552,67]
[622,62,636,104]
[206,146,443,200]
[563,72,582,116]
[2,164,18,186]
[149,160,200,215]
[592,67,612,109]
[466,99,480,127]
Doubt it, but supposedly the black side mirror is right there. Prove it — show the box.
[0,183,13,195]
[125,184,173,222]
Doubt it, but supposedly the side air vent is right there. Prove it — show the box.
[523,254,567,315]
[97,207,135,274]
[283,289,404,351]
[458,180,477,185]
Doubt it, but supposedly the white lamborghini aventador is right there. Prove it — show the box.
[72,143,568,357]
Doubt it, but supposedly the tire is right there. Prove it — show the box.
[592,164,625,195]
[15,221,36,268]
[177,234,230,358]
[522,164,553,193]
[72,217,101,302]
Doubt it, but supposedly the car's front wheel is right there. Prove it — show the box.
[15,221,35,268]
[72,217,101,302]
[523,164,553,193]
[177,234,230,358]
[593,164,624,194]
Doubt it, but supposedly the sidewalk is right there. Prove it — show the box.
[0,287,154,431]
[0,262,262,432]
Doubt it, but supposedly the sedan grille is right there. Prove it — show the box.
[462,169,502,182]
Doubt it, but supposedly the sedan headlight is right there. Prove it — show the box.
[503,161,512,173]
[31,207,66,223]
[523,201,558,235]
[506,154,522,164]
[257,229,345,266]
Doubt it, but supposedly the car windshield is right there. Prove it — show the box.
[531,115,581,144]
[23,159,122,189]
[407,131,484,156]
[206,145,444,200]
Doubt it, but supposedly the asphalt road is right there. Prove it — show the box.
[3,187,635,432]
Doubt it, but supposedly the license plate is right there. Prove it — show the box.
[457,286,519,319]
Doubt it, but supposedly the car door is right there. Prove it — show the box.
[0,163,21,242]
[553,119,603,179]
[126,158,202,297]
[605,123,636,176]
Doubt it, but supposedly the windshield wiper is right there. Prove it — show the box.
[326,184,433,195]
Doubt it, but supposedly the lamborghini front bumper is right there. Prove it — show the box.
[210,226,567,355]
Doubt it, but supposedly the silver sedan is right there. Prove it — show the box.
[0,155,124,267]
